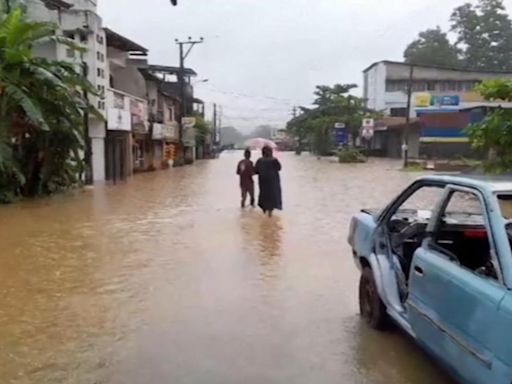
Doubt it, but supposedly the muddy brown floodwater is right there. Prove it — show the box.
[0,152,456,384]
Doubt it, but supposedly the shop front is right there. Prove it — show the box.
[105,104,132,183]
[131,99,150,172]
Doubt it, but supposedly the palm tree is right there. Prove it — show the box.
[0,7,99,201]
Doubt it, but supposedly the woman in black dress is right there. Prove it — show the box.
[254,146,282,217]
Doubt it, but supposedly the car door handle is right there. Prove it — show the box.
[414,266,424,276]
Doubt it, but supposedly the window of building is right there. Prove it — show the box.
[412,82,427,92]
[63,31,74,40]
[79,32,87,44]
[66,48,75,59]
[97,68,101,77]
[96,34,104,45]
[385,80,407,93]
[97,51,101,61]
[426,81,437,91]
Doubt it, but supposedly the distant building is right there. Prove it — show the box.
[363,60,512,159]
[104,28,149,180]
[363,60,512,115]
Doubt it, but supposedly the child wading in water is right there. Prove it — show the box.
[236,149,255,208]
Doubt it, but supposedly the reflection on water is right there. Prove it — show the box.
[0,153,453,383]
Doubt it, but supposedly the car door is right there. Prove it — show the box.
[408,185,508,384]
[373,180,446,325]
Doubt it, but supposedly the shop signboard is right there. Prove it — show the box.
[431,95,460,106]
[415,93,431,107]
[361,118,374,140]
[152,123,164,139]
[131,99,147,133]
[182,117,196,146]
[163,122,179,140]
[107,108,131,131]
[113,92,125,109]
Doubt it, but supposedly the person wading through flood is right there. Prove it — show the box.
[255,146,282,217]
[236,148,255,208]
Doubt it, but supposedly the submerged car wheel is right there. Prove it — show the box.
[359,267,388,330]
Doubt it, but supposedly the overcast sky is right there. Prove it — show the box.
[98,0,512,132]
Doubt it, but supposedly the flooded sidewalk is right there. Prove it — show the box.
[0,153,453,384]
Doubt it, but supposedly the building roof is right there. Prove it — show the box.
[104,28,148,55]
[363,60,512,75]
[147,64,197,77]
[42,0,73,9]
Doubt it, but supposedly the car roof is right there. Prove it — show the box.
[419,174,512,193]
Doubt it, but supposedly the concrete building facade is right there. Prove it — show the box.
[363,61,512,115]
[27,0,108,182]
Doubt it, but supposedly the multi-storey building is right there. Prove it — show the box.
[363,60,512,116]
[26,0,108,182]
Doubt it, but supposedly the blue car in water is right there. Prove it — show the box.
[348,175,512,384]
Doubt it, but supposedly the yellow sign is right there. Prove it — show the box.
[415,93,431,107]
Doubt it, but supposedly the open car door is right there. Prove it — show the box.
[407,185,508,384]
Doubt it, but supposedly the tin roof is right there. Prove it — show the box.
[363,60,512,75]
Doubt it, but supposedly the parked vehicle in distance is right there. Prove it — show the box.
[348,175,512,384]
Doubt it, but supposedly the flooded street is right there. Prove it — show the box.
[0,152,454,384]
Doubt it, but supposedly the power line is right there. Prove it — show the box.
[201,86,310,105]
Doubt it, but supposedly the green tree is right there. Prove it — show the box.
[451,0,512,71]
[194,115,211,145]
[287,84,370,155]
[465,79,512,171]
[404,27,460,67]
[0,7,99,201]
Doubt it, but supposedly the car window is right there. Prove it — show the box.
[432,190,496,280]
[443,191,484,224]
[396,185,445,216]
[497,194,512,256]
[497,194,512,220]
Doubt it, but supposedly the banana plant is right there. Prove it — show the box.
[0,6,101,201]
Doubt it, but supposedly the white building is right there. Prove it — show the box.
[363,60,512,116]
[26,0,108,182]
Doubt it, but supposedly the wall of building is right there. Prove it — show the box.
[365,62,386,111]
[108,48,147,99]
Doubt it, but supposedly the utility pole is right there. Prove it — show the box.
[403,64,414,168]
[213,103,217,144]
[175,37,204,166]
[218,106,222,136]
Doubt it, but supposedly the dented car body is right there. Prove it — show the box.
[348,175,512,384]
